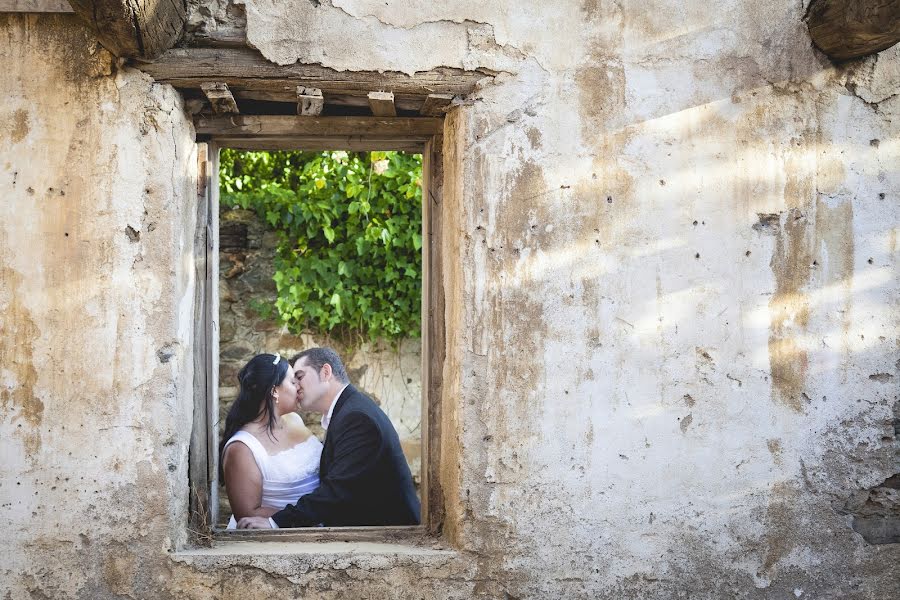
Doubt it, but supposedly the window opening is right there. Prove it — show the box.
[214,148,425,529]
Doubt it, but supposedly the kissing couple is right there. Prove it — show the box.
[219,347,420,528]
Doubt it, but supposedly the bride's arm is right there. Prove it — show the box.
[223,443,278,519]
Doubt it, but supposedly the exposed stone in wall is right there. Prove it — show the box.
[843,473,900,545]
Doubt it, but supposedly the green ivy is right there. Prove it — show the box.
[219,149,422,342]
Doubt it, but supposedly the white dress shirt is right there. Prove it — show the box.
[321,383,349,431]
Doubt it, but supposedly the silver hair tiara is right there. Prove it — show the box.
[272,353,281,365]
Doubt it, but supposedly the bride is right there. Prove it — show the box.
[219,353,322,529]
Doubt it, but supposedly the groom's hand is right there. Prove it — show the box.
[237,516,273,529]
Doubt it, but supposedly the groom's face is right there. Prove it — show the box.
[293,357,329,412]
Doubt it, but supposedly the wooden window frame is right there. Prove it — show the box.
[190,116,446,543]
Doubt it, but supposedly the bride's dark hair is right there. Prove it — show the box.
[218,353,289,481]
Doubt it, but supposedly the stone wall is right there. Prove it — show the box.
[218,205,422,488]
[1,2,899,599]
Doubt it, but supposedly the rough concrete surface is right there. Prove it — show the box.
[1,1,899,598]
[0,12,199,599]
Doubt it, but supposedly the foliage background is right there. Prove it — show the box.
[219,149,423,342]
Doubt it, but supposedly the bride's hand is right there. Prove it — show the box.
[237,516,273,529]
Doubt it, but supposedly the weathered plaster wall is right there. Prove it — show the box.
[0,13,198,598]
[226,0,900,596]
[434,1,900,594]
[1,0,898,598]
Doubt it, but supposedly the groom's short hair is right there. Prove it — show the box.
[290,347,350,384]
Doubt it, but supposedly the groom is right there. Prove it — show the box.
[238,347,420,528]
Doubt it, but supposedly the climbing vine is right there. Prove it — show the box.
[219,149,423,342]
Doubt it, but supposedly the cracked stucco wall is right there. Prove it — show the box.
[0,13,198,599]
[2,1,899,598]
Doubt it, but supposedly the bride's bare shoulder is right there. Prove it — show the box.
[283,413,313,438]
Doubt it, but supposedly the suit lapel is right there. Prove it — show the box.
[319,385,356,477]
[329,384,355,424]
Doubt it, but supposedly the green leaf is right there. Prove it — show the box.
[219,149,423,343]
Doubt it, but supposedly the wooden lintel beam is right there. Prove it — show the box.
[368,91,397,117]
[420,94,454,116]
[68,1,188,61]
[201,82,239,115]
[194,116,443,137]
[0,1,72,11]
[138,47,489,99]
[806,0,900,61]
[212,137,428,153]
[297,87,324,116]
[231,89,423,111]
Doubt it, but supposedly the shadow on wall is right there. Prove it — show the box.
[462,60,898,573]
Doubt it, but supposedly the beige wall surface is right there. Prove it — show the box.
[2,1,898,598]
[0,12,200,598]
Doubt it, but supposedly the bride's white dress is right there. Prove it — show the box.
[224,430,323,529]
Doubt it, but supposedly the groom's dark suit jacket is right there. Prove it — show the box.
[271,385,421,527]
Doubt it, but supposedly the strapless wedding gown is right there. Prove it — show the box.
[223,430,323,529]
